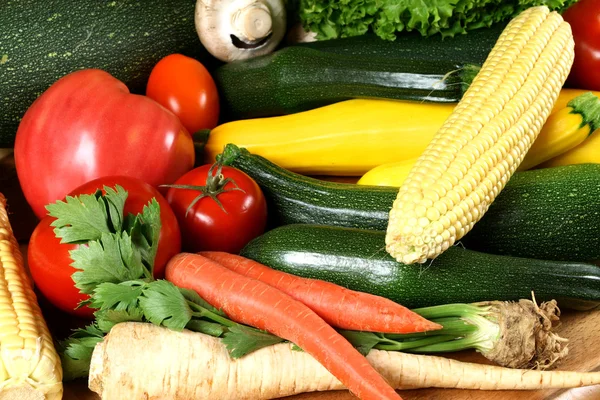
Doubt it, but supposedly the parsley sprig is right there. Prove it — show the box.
[53,186,284,381]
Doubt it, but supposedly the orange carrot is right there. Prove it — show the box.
[201,251,441,334]
[166,253,402,400]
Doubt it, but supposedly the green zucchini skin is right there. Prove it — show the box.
[214,27,503,120]
[241,224,600,309]
[1,0,216,147]
[223,145,600,262]
[461,164,600,262]
[221,145,396,230]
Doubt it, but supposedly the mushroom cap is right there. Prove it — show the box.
[195,0,286,63]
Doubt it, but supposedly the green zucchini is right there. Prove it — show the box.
[241,224,600,310]
[460,164,600,262]
[214,26,505,120]
[1,0,216,147]
[221,144,600,262]
[220,144,395,230]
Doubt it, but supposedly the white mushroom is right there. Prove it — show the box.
[195,0,286,62]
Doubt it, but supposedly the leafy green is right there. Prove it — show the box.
[70,231,146,294]
[95,308,145,332]
[125,199,161,273]
[88,281,146,311]
[297,0,578,41]
[185,320,227,337]
[139,280,193,330]
[339,330,383,356]
[59,325,105,380]
[46,186,128,243]
[55,185,286,381]
[222,325,286,358]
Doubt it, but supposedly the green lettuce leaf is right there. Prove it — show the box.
[297,0,578,41]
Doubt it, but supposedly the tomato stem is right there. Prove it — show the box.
[160,160,245,216]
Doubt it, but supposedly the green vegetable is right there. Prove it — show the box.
[219,144,394,230]
[215,28,502,118]
[55,186,283,381]
[0,0,215,147]
[461,164,600,262]
[296,0,577,41]
[343,299,568,369]
[222,144,600,262]
[241,224,600,310]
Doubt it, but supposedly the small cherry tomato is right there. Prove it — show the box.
[146,54,220,134]
[165,163,267,254]
[28,176,181,318]
[563,0,600,91]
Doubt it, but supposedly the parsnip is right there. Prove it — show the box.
[89,322,600,400]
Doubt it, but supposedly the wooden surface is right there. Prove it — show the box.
[2,150,600,400]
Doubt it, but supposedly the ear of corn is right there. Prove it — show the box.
[0,194,63,400]
[385,6,575,264]
[518,92,600,171]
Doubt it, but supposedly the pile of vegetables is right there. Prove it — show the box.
[3,0,600,399]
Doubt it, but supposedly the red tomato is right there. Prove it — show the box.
[146,54,220,134]
[165,164,267,254]
[14,69,195,220]
[28,176,181,318]
[563,0,600,91]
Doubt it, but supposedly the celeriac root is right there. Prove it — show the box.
[89,322,600,400]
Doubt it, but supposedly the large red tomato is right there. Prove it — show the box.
[563,0,600,91]
[165,164,267,254]
[28,176,181,318]
[14,69,195,220]
[146,54,220,134]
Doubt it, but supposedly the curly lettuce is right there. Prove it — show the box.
[297,0,578,41]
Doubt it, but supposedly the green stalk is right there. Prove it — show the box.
[374,335,458,351]
[188,301,237,328]
[351,303,501,356]
[385,317,478,340]
[412,303,490,319]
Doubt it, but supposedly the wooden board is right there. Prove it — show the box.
[2,151,600,400]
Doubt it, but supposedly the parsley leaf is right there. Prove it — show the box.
[185,320,226,337]
[139,280,193,330]
[59,325,105,380]
[46,186,128,243]
[126,198,161,274]
[222,325,285,358]
[70,231,147,294]
[102,185,127,232]
[95,308,145,332]
[179,287,225,316]
[88,281,146,312]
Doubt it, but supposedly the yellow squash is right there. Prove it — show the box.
[206,88,597,176]
[541,128,600,167]
[360,91,600,187]
[205,99,454,176]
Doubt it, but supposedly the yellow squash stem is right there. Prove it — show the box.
[385,6,574,264]
[0,194,63,400]
[518,92,600,171]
